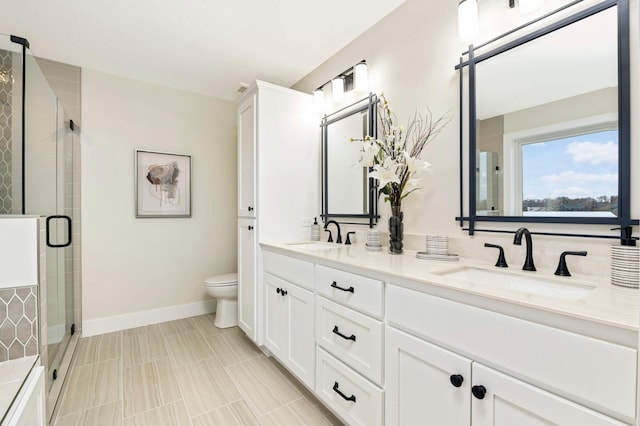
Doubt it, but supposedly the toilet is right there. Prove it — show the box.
[204,273,238,328]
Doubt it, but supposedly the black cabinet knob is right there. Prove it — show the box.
[276,288,281,294]
[449,374,464,388]
[281,289,287,296]
[248,206,254,211]
[471,385,486,399]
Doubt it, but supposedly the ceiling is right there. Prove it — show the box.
[0,0,406,100]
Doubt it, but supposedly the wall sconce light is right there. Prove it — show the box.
[331,76,345,102]
[458,0,478,42]
[459,0,547,41]
[312,60,369,109]
[354,61,369,91]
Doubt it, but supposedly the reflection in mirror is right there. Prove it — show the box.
[321,95,378,225]
[327,110,369,214]
[474,5,619,218]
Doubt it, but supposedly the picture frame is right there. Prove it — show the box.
[135,150,192,218]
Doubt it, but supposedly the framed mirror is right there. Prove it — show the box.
[321,94,379,226]
[457,0,636,236]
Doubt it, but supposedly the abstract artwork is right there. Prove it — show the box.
[136,150,191,217]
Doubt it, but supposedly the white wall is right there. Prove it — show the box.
[81,70,236,334]
[293,0,639,275]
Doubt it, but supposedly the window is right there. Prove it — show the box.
[520,128,618,217]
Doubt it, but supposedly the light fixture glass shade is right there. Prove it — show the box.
[332,76,345,102]
[458,0,478,42]
[313,88,325,111]
[354,62,369,91]
[518,0,545,13]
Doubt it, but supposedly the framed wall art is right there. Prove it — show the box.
[135,150,191,218]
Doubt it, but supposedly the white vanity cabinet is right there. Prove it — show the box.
[471,363,628,426]
[237,92,256,219]
[236,81,317,344]
[386,284,636,426]
[385,326,472,425]
[264,273,315,388]
[313,264,385,425]
[263,251,316,388]
[260,246,638,426]
[238,218,256,339]
[386,326,628,426]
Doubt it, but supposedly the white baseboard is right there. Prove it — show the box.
[82,300,217,337]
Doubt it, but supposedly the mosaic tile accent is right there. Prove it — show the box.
[0,286,38,362]
[0,50,13,214]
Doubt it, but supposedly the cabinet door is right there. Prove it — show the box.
[286,283,314,388]
[238,218,256,340]
[237,94,256,218]
[386,326,471,426]
[471,363,627,426]
[264,273,287,358]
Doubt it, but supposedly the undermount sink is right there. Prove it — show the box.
[286,242,340,251]
[435,266,596,301]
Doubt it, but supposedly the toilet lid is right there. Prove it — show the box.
[205,273,238,286]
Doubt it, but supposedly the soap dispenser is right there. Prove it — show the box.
[310,217,321,241]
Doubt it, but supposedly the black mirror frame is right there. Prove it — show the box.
[456,0,637,240]
[321,93,379,227]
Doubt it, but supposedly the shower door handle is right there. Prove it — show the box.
[46,215,72,248]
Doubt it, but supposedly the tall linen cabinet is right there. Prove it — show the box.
[236,81,318,344]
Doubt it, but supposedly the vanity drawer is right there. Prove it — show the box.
[263,250,314,290]
[387,284,638,420]
[315,264,383,318]
[315,296,384,385]
[315,347,383,426]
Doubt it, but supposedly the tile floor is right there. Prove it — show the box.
[52,314,343,425]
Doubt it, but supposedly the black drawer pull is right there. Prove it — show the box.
[331,281,354,293]
[332,326,356,341]
[248,206,254,211]
[332,381,356,402]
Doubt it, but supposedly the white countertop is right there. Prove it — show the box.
[262,242,639,334]
[0,355,39,423]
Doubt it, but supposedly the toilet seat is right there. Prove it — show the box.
[205,273,238,287]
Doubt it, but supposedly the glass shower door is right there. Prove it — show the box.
[23,53,75,391]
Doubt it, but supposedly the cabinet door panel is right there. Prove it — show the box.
[472,364,627,426]
[237,94,256,218]
[286,282,315,388]
[238,219,256,340]
[386,327,471,426]
[264,273,287,358]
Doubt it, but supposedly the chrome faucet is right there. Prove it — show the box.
[324,220,342,244]
[513,227,536,271]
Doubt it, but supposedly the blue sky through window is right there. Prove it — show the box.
[522,130,618,202]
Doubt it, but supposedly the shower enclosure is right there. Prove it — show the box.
[0,33,78,404]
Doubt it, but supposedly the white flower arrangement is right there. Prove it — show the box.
[351,95,450,208]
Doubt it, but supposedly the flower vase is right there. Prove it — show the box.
[388,204,404,254]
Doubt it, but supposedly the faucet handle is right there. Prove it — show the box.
[325,229,333,243]
[554,251,587,277]
[345,232,356,245]
[484,243,508,268]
